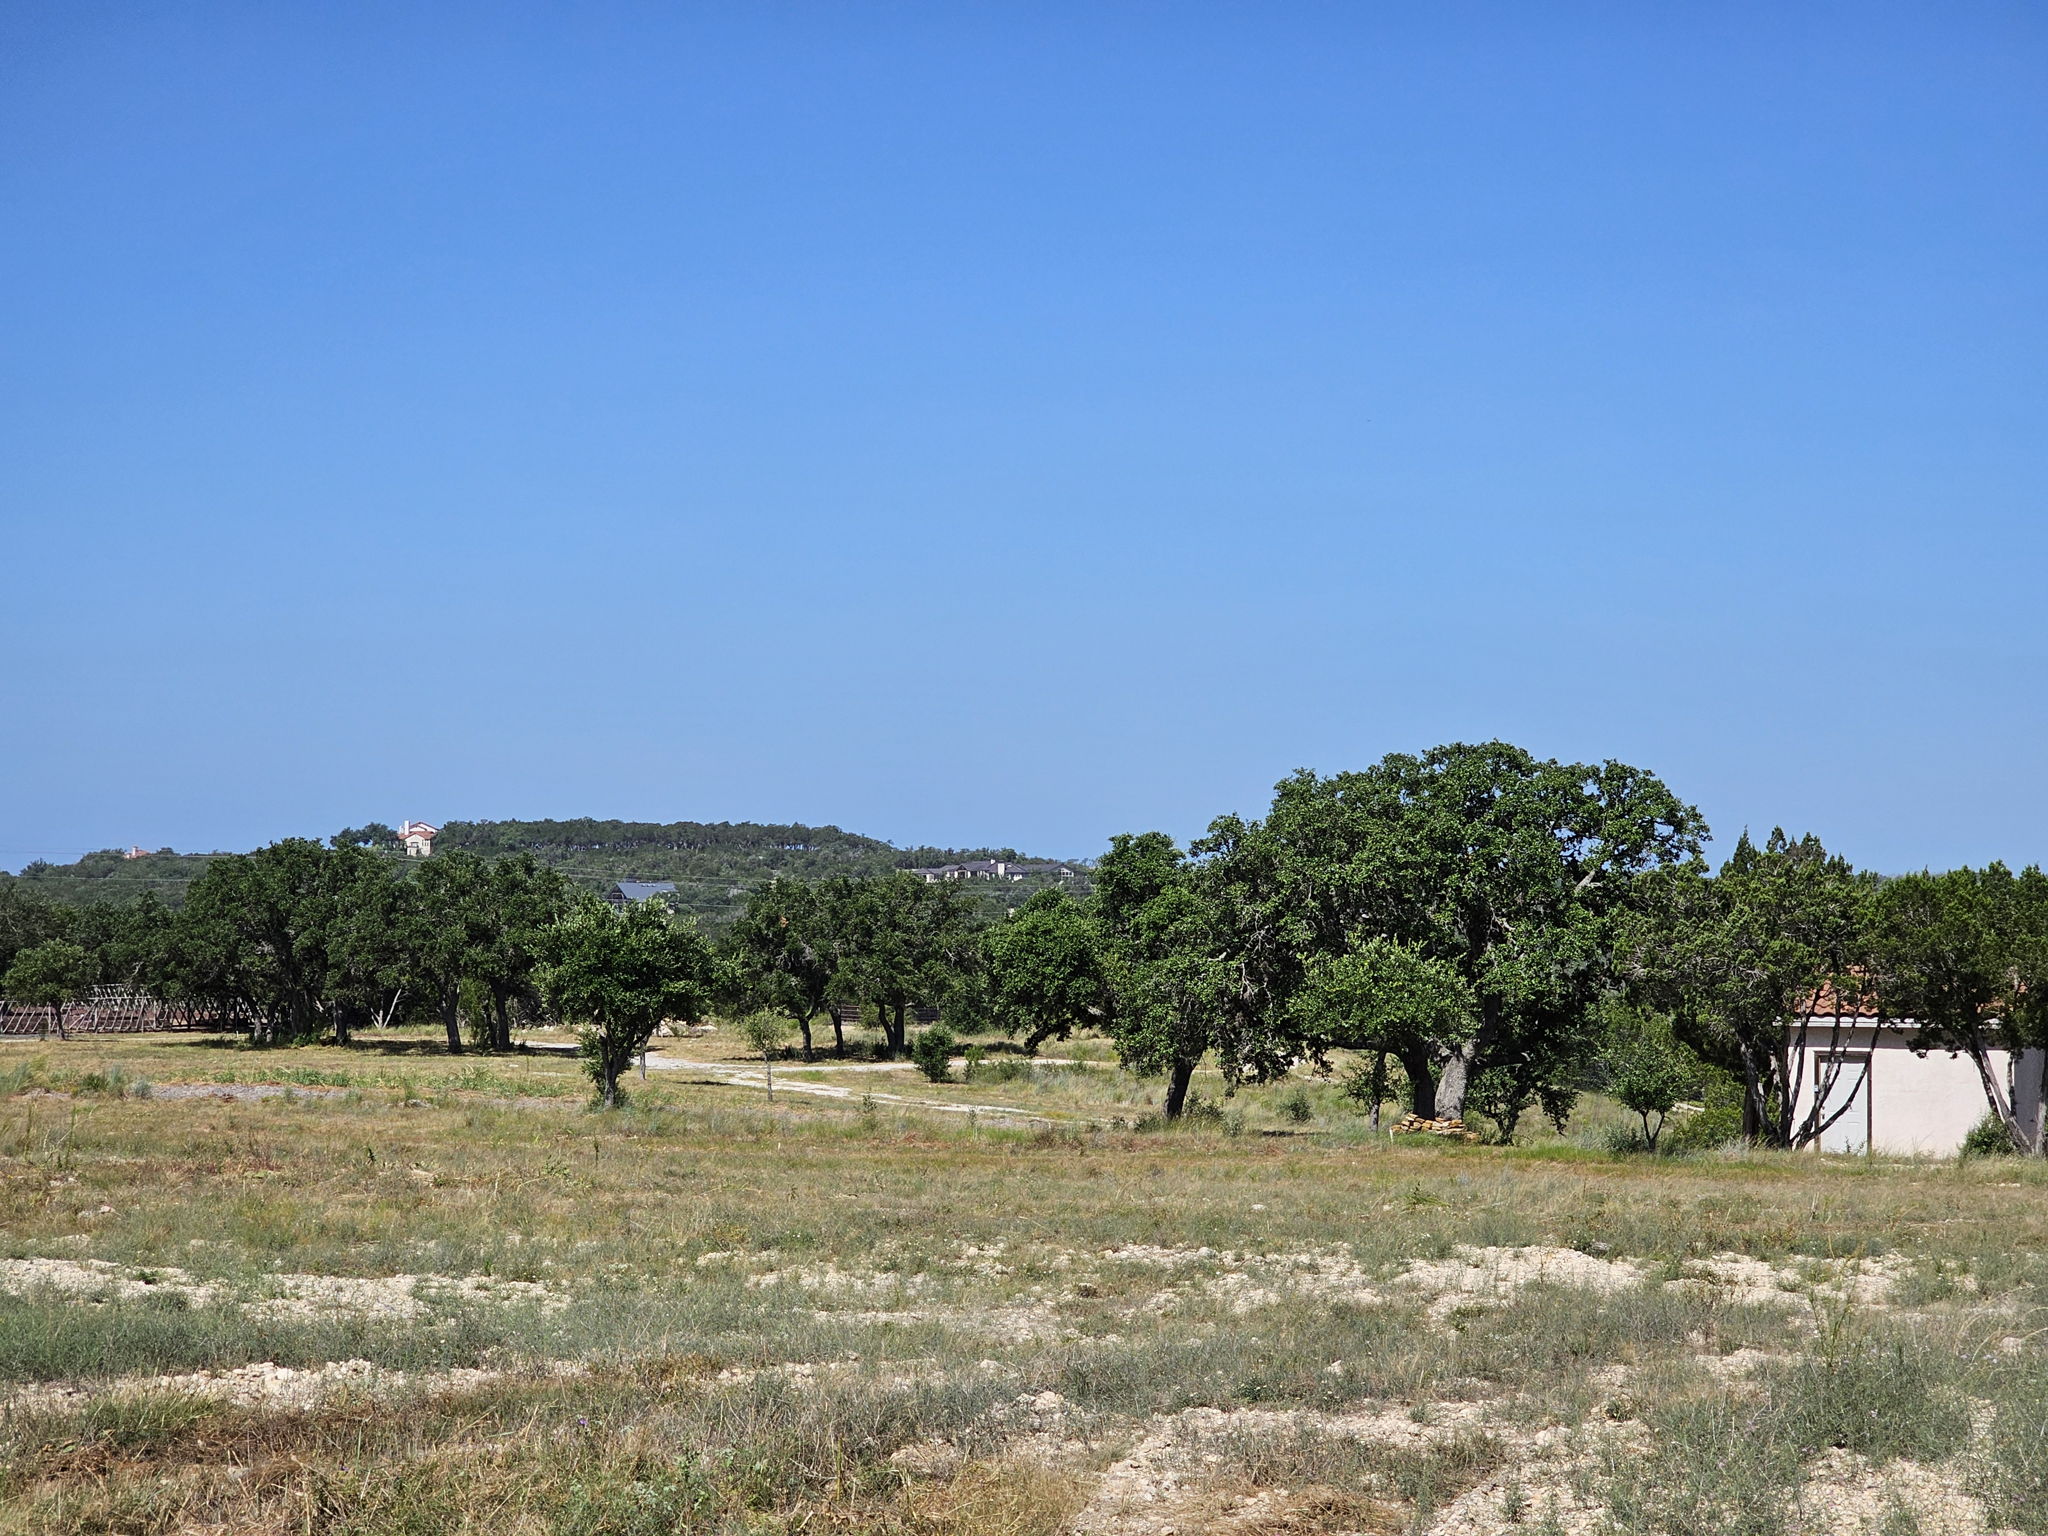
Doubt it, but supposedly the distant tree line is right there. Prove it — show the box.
[0,816,1082,925]
[5,741,2046,1142]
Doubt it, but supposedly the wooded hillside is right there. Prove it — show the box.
[1,817,1084,925]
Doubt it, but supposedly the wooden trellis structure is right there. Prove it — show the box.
[0,987,230,1036]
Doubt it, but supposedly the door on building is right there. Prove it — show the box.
[1814,1053,1871,1154]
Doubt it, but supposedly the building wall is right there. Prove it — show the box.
[1788,1022,2035,1156]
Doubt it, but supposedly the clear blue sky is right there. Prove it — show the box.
[2,2,2043,873]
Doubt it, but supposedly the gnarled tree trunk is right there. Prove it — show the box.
[1163,1058,1196,1119]
[441,985,463,1056]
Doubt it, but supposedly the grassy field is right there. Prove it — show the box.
[2,1027,2047,1535]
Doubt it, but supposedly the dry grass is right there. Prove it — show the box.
[2,1029,2046,1533]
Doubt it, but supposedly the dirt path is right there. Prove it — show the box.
[643,1055,1101,1128]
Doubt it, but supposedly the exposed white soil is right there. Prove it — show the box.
[1420,1417,1644,1536]
[1102,1242,1916,1328]
[1692,1345,1788,1382]
[1049,1385,2018,1536]
[1067,1399,1496,1535]
[1668,1251,1912,1313]
[818,1297,1076,1340]
[1395,1245,1649,1326]
[248,1271,567,1320]
[0,1256,226,1307]
[1793,1447,2016,1536]
[745,1261,930,1302]
[0,1255,567,1320]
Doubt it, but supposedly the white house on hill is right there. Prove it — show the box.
[398,820,439,858]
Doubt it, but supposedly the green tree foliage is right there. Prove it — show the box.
[0,884,71,976]
[1095,832,1230,1119]
[1602,1010,1695,1151]
[1292,937,1473,1129]
[1867,863,2048,1155]
[1633,829,1873,1148]
[171,840,363,1042]
[435,818,1081,927]
[321,854,417,1045]
[0,847,221,908]
[542,900,713,1107]
[722,877,854,1060]
[1202,743,1705,1124]
[2,939,95,1036]
[980,887,1110,1050]
[468,856,578,1051]
[408,853,502,1056]
[329,824,399,849]
[833,874,979,1057]
[2,818,1084,924]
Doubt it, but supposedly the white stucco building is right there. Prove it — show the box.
[1787,1017,2042,1156]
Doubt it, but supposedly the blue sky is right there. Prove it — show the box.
[2,1,2043,872]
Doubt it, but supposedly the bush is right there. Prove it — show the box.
[1963,1112,2017,1158]
[910,1025,957,1083]
[1665,1067,1747,1154]
[1277,1086,1314,1124]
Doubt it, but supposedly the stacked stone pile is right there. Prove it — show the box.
[1392,1114,1476,1141]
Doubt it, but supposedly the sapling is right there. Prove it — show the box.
[737,1011,795,1101]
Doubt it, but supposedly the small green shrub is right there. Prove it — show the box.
[1277,1086,1314,1124]
[1963,1112,2016,1158]
[910,1025,957,1084]
[1601,1123,1650,1155]
[1665,1067,1747,1154]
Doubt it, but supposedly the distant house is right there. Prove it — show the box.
[398,820,439,858]
[607,880,678,910]
[907,859,1077,884]
[1786,1000,2043,1155]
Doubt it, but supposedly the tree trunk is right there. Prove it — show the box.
[1963,1037,2027,1154]
[600,1064,620,1108]
[798,1013,815,1062]
[53,1001,65,1041]
[1399,1049,1438,1119]
[2025,1049,2048,1157]
[491,995,512,1053]
[832,1013,847,1057]
[1434,1043,1478,1121]
[441,986,463,1055]
[882,1003,907,1058]
[1163,1057,1196,1119]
